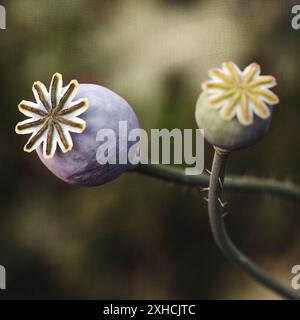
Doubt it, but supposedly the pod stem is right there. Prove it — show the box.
[136,164,300,203]
[208,147,300,300]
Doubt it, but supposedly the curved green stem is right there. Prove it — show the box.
[136,164,300,202]
[208,149,300,300]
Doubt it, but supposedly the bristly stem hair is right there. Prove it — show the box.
[136,164,300,203]
[208,148,300,300]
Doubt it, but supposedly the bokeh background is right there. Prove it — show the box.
[1,0,300,299]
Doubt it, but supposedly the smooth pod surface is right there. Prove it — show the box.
[195,92,272,151]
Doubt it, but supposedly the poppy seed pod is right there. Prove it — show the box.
[195,62,279,151]
[15,73,140,186]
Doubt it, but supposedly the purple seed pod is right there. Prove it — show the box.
[15,73,140,186]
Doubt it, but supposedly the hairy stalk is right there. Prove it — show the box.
[136,164,300,202]
[208,148,300,300]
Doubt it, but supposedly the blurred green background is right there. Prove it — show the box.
[1,0,300,299]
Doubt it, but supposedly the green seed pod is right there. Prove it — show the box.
[195,61,279,151]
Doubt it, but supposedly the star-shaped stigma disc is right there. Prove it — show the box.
[15,73,89,159]
[202,61,279,126]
